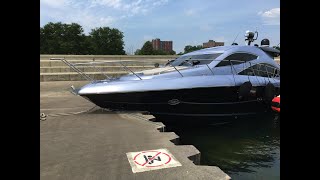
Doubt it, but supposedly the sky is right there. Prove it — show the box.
[40,0,280,54]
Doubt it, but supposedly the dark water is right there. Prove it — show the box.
[157,113,280,180]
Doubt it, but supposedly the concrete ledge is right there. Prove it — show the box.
[40,61,50,67]
[118,113,201,165]
[164,132,180,145]
[174,145,201,165]
[121,113,166,132]
[197,166,231,180]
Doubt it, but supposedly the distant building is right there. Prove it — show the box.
[203,40,224,48]
[152,38,173,52]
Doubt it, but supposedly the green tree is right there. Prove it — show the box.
[40,27,45,54]
[139,41,154,55]
[80,35,94,55]
[153,50,176,55]
[40,22,126,55]
[61,23,86,54]
[40,22,64,54]
[40,22,86,54]
[89,27,125,55]
[134,49,141,55]
[184,45,203,54]
[137,41,176,55]
[169,50,176,55]
[153,49,168,55]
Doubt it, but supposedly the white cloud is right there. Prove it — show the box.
[259,8,280,25]
[214,36,226,42]
[91,0,169,16]
[40,0,67,8]
[260,8,280,18]
[143,35,154,41]
[153,0,168,6]
[64,13,115,32]
[200,24,212,31]
[185,9,196,16]
[41,0,170,32]
[40,1,116,33]
[91,0,123,9]
[184,40,201,46]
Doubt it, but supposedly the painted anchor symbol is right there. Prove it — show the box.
[143,155,161,164]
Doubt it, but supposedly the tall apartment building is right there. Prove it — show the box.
[152,38,173,52]
[203,40,224,48]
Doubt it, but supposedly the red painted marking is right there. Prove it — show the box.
[133,151,172,167]
[162,153,172,164]
[134,152,141,161]
[134,161,143,166]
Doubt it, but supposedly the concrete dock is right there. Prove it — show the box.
[40,81,230,180]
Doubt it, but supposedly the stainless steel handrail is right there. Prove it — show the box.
[52,58,94,81]
[50,58,280,82]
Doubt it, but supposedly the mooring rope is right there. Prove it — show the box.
[40,105,98,121]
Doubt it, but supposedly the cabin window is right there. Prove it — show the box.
[264,63,280,77]
[171,53,222,66]
[238,63,280,78]
[238,67,254,76]
[216,53,258,67]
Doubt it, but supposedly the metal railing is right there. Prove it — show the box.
[50,58,280,82]
[50,58,151,81]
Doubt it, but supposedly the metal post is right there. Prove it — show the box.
[172,66,184,77]
[229,60,236,86]
[91,61,111,80]
[119,61,142,80]
[60,59,94,81]
[249,62,261,86]
[206,64,214,76]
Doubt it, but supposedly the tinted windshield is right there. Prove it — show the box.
[170,53,222,66]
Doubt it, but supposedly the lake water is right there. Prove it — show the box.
[158,113,280,180]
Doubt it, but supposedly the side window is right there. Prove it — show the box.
[256,64,268,77]
[187,53,222,65]
[215,60,230,67]
[216,53,258,67]
[238,63,280,78]
[173,53,222,66]
[238,67,254,76]
[264,64,280,77]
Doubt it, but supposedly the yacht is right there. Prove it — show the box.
[56,30,280,117]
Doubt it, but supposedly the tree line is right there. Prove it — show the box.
[40,22,125,55]
[40,22,207,55]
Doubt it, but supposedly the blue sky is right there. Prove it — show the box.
[40,0,280,54]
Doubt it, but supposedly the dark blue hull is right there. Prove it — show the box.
[81,86,279,118]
